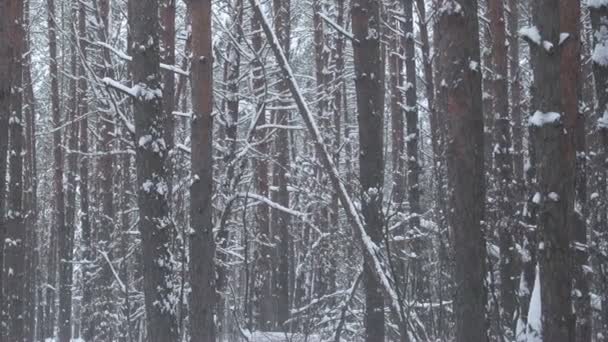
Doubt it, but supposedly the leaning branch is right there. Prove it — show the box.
[249,0,403,323]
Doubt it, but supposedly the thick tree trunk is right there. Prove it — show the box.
[559,1,591,341]
[22,0,39,337]
[489,0,517,333]
[95,1,116,337]
[77,1,93,340]
[250,6,275,331]
[401,0,425,311]
[528,0,576,340]
[4,0,26,339]
[0,1,13,337]
[129,0,179,340]
[436,1,487,341]
[352,1,386,341]
[58,7,79,340]
[189,0,216,340]
[389,4,405,207]
[589,1,608,335]
[271,0,291,327]
[47,0,63,336]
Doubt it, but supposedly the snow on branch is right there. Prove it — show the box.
[528,111,562,127]
[238,193,308,220]
[318,12,358,43]
[102,77,140,97]
[519,26,541,46]
[95,41,189,76]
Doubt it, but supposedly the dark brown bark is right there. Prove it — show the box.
[529,0,576,340]
[559,1,590,341]
[47,0,63,336]
[271,0,291,327]
[0,0,13,337]
[216,0,242,335]
[129,0,179,340]
[489,0,517,332]
[58,7,79,341]
[389,6,405,206]
[189,0,216,340]
[589,1,608,335]
[161,0,176,201]
[95,1,116,337]
[436,1,487,341]
[401,0,425,309]
[352,1,386,341]
[77,1,93,340]
[22,1,38,337]
[4,0,26,340]
[250,6,274,331]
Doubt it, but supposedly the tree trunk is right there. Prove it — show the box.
[352,1,386,341]
[436,1,487,341]
[271,0,292,327]
[528,0,576,340]
[389,4,405,207]
[5,0,26,339]
[77,1,93,340]
[489,0,517,333]
[95,1,116,337]
[129,0,179,340]
[0,0,13,337]
[589,1,608,335]
[189,0,216,340]
[47,0,63,336]
[250,6,275,331]
[559,1,591,341]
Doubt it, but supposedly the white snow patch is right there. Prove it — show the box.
[528,111,561,126]
[532,192,542,204]
[548,192,560,202]
[588,0,608,8]
[592,42,608,66]
[599,111,608,128]
[526,265,542,342]
[520,26,541,46]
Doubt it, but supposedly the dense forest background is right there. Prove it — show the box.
[0,0,607,341]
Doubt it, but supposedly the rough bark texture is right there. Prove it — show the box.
[58,6,79,340]
[559,1,590,341]
[352,1,386,341]
[129,0,179,340]
[271,0,291,327]
[189,0,216,340]
[161,0,176,200]
[4,0,26,339]
[0,0,13,336]
[389,4,405,206]
[96,1,116,337]
[589,2,608,336]
[77,1,93,340]
[47,0,63,336]
[489,0,516,332]
[530,0,576,340]
[250,6,275,331]
[436,1,487,341]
